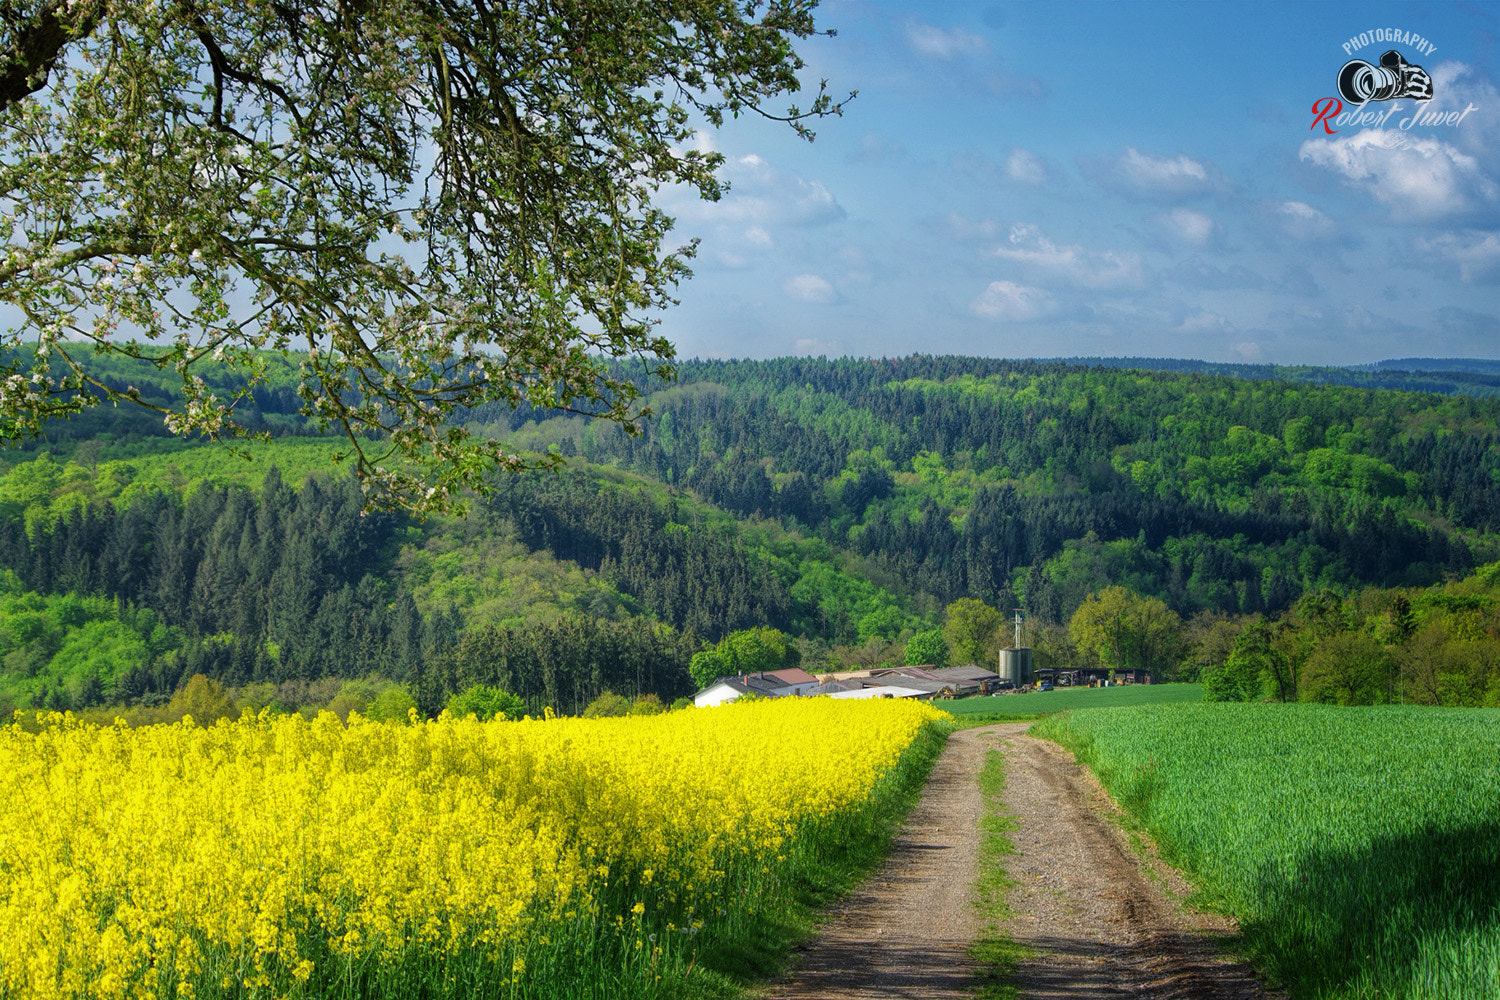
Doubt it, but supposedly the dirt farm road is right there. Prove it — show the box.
[762,723,1281,1000]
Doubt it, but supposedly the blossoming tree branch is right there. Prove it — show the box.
[0,0,846,510]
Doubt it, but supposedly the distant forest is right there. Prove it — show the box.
[2,352,1497,716]
[1049,356,1500,397]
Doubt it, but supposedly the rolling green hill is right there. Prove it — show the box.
[2,353,1497,717]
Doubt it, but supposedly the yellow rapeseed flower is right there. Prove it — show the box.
[0,699,943,998]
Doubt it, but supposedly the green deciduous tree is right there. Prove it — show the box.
[857,604,905,643]
[47,619,148,702]
[0,0,847,511]
[838,635,899,670]
[627,692,664,716]
[166,673,237,725]
[581,689,630,718]
[903,627,947,666]
[446,683,525,721]
[688,626,795,688]
[1204,619,1285,702]
[326,677,381,720]
[1300,631,1396,706]
[1068,586,1183,678]
[719,625,792,675]
[1179,610,1243,684]
[943,598,1002,667]
[366,683,418,723]
[1021,617,1076,673]
[688,649,725,690]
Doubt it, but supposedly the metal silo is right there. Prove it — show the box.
[997,609,1032,686]
[998,646,1032,686]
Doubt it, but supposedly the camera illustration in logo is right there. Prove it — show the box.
[1337,50,1434,103]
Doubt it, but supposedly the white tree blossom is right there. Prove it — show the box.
[0,0,847,510]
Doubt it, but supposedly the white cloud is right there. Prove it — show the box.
[1425,62,1500,157]
[1155,208,1217,246]
[989,223,1145,290]
[944,213,1000,243]
[1124,148,1207,187]
[1278,265,1321,297]
[661,151,845,230]
[1177,310,1234,335]
[902,21,1043,97]
[1299,130,1498,222]
[684,130,718,156]
[1270,200,1338,242]
[1285,305,1326,325]
[1006,149,1046,186]
[1167,259,1268,291]
[1343,304,1380,332]
[1434,306,1500,338]
[970,280,1052,322]
[1232,341,1264,362]
[852,131,904,163]
[699,223,774,268]
[951,148,1056,187]
[784,273,837,304]
[1082,147,1227,200]
[1417,231,1500,282]
[906,22,988,59]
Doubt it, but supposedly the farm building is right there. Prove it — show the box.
[825,684,933,701]
[801,679,933,700]
[693,667,820,707]
[814,665,1002,695]
[692,664,1003,706]
[868,665,1003,697]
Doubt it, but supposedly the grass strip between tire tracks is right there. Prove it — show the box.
[970,745,1031,1000]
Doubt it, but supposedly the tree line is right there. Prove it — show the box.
[0,468,702,714]
[485,470,798,640]
[1205,565,1500,707]
[502,357,1493,622]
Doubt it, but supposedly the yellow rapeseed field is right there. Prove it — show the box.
[0,697,944,999]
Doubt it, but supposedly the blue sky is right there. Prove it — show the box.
[653,0,1500,366]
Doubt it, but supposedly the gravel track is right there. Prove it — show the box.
[760,723,1282,1000]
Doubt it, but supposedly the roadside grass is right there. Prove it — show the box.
[970,747,1030,1000]
[683,718,954,999]
[944,683,1203,727]
[1033,702,1500,1000]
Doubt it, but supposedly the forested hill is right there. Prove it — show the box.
[497,356,1499,617]
[1049,356,1500,397]
[1,353,1498,717]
